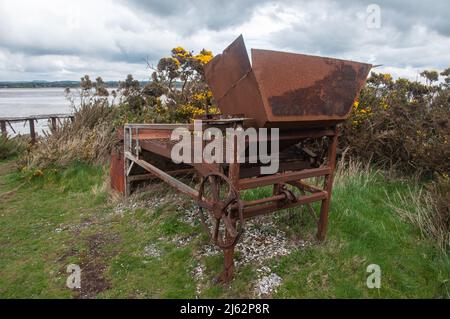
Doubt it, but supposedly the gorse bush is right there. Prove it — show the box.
[113,47,218,125]
[341,69,450,176]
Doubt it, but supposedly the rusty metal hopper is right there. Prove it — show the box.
[204,35,372,129]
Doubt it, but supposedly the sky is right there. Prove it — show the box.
[0,0,449,81]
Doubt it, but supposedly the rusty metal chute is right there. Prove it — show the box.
[204,35,372,128]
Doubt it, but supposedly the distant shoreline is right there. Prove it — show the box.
[0,81,122,89]
[0,80,156,89]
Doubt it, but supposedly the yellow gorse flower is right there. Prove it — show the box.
[193,92,207,101]
[193,50,213,64]
[172,46,190,58]
[171,57,181,67]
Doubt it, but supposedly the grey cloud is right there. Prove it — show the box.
[124,0,272,32]
[340,0,450,36]
[264,0,450,71]
[0,0,449,81]
[124,0,450,36]
[0,40,155,65]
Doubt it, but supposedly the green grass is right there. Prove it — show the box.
[0,136,28,160]
[0,159,448,298]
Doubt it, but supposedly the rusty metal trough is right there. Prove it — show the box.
[113,35,372,283]
[204,35,372,129]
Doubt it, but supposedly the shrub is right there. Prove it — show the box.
[19,78,117,170]
[114,47,218,125]
[0,135,28,160]
[341,69,450,176]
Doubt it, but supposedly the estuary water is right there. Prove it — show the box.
[0,88,73,136]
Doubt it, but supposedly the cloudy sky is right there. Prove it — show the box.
[0,0,449,81]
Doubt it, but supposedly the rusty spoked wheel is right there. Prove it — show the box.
[197,172,244,249]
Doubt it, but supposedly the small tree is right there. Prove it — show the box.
[65,76,109,108]
[420,70,439,86]
[440,68,450,86]
[145,47,217,122]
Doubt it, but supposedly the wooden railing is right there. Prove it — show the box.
[0,113,74,144]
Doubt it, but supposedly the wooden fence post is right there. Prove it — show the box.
[50,117,57,131]
[29,119,36,144]
[0,120,6,137]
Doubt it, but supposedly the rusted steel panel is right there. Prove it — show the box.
[215,70,267,128]
[204,36,266,125]
[204,35,252,103]
[204,35,372,128]
[110,147,125,193]
[252,49,372,123]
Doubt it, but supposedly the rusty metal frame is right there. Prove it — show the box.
[119,35,369,283]
[123,121,340,283]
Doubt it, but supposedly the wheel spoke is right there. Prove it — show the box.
[197,199,214,211]
[218,195,235,211]
[213,218,220,243]
[222,215,238,238]
[210,176,220,202]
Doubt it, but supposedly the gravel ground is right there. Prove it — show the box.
[198,215,303,267]
[191,263,206,297]
[254,266,283,297]
[171,234,197,247]
[117,187,312,298]
[143,243,161,258]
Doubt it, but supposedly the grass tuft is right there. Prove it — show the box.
[388,186,449,255]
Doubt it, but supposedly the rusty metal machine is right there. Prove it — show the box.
[115,35,372,283]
